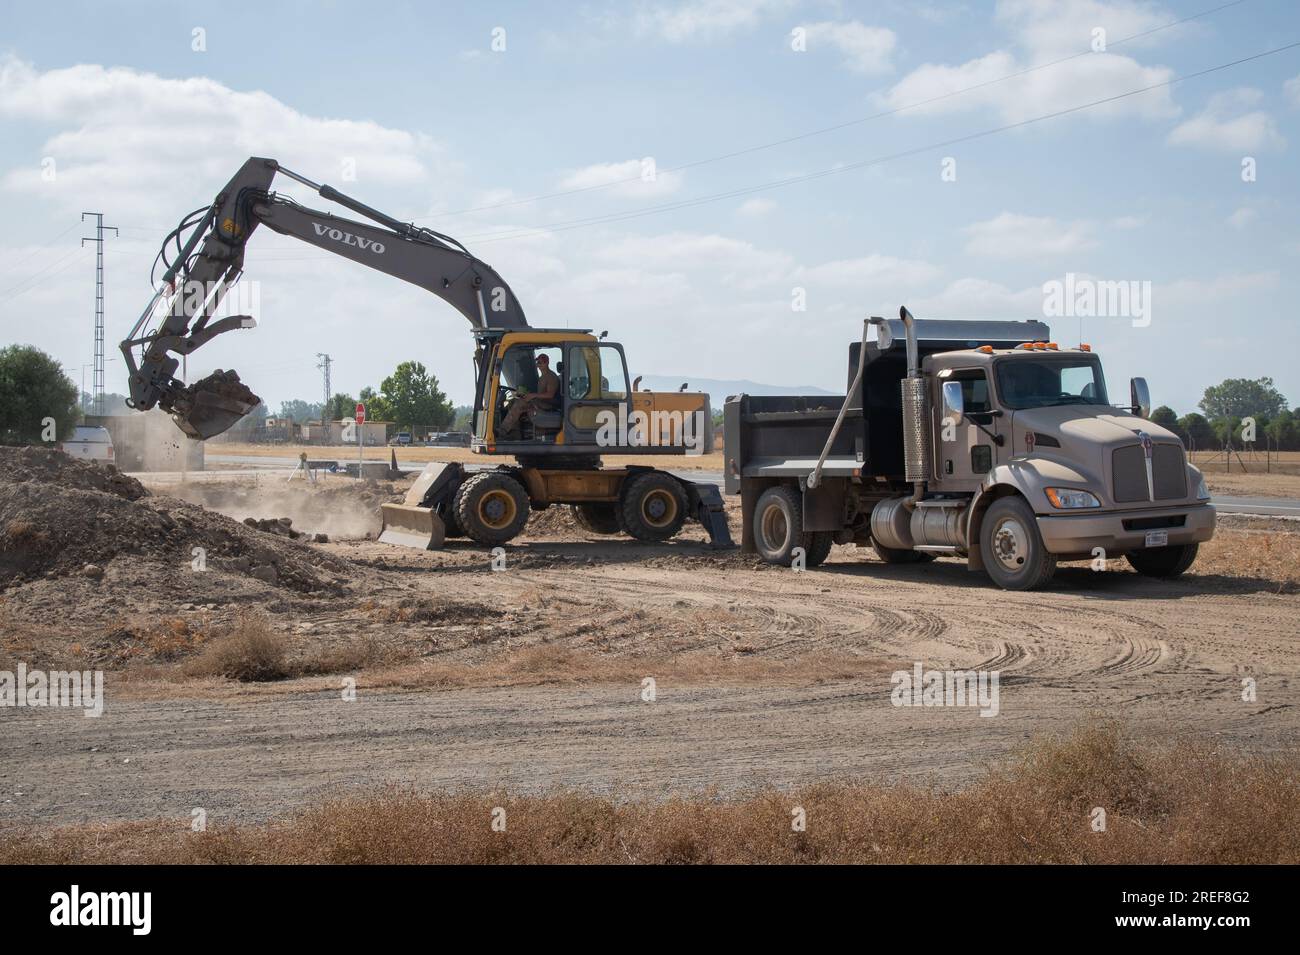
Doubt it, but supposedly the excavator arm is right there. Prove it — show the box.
[120,156,528,439]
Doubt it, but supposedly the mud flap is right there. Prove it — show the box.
[690,482,734,549]
[378,461,463,550]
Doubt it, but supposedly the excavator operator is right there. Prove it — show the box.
[499,353,559,438]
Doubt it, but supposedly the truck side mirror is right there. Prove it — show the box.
[1130,377,1151,419]
[942,381,965,420]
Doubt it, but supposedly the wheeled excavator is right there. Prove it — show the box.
[120,157,731,549]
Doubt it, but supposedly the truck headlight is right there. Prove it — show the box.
[1045,487,1101,509]
[1193,472,1211,501]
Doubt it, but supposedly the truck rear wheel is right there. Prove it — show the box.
[620,472,687,542]
[1127,543,1198,579]
[979,496,1056,590]
[455,472,530,545]
[571,502,622,535]
[753,485,831,568]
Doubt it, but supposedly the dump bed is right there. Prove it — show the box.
[723,318,1051,494]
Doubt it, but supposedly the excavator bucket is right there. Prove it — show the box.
[171,370,261,440]
[378,461,463,550]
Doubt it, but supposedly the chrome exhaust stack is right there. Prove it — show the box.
[898,306,929,507]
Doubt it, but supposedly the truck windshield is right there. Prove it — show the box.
[994,357,1108,410]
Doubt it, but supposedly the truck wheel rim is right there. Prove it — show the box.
[760,504,789,551]
[479,490,517,529]
[641,489,677,528]
[991,517,1029,571]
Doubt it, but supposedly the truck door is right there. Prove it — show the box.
[563,343,631,449]
[936,369,1001,489]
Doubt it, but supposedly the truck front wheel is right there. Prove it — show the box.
[1127,543,1198,579]
[979,496,1057,590]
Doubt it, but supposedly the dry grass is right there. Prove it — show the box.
[3,719,1296,864]
[181,614,289,682]
[1195,525,1300,591]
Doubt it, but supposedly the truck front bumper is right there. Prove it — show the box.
[1036,502,1216,557]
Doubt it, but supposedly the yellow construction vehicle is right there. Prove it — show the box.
[119,157,731,549]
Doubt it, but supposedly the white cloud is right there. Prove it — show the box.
[999,0,1172,60]
[634,0,792,42]
[877,0,1178,123]
[0,58,451,219]
[1226,207,1257,230]
[736,196,775,216]
[1110,215,1145,230]
[793,254,940,288]
[801,21,897,75]
[1286,74,1300,108]
[964,212,1097,258]
[911,277,1043,319]
[556,158,684,198]
[595,231,792,287]
[1159,270,1279,309]
[1167,88,1285,152]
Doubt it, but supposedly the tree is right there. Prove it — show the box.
[379,361,454,430]
[0,345,79,445]
[1265,410,1299,451]
[326,392,357,421]
[451,404,474,431]
[1149,405,1186,445]
[1199,377,1288,421]
[278,399,323,423]
[358,386,393,424]
[1177,412,1214,451]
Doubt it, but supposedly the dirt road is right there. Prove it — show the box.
[4,545,1296,826]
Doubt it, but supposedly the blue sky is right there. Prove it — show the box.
[2,0,1299,415]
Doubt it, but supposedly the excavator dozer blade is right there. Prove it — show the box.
[379,503,446,550]
[171,370,262,441]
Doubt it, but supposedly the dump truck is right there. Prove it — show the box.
[724,308,1215,590]
[119,157,730,549]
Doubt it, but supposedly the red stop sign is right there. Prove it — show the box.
[355,402,365,425]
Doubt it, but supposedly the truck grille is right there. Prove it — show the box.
[1112,443,1187,503]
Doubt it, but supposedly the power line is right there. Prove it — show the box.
[458,38,1300,245]
[416,0,1251,222]
[0,245,90,298]
[0,223,80,278]
[107,0,1250,240]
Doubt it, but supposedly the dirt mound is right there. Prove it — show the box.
[0,448,353,595]
[0,446,146,500]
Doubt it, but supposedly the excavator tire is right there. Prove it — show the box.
[571,503,623,535]
[440,501,466,539]
[454,471,530,545]
[620,471,688,542]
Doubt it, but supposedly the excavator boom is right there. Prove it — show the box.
[120,157,527,439]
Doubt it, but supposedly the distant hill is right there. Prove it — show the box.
[636,375,837,409]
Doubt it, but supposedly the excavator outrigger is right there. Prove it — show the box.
[121,157,731,549]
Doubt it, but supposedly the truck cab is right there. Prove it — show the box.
[725,311,1215,590]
